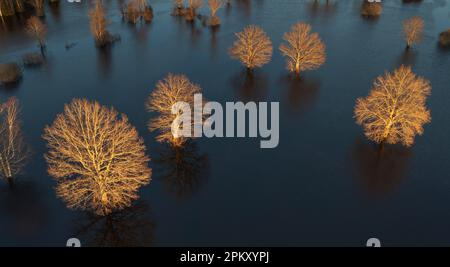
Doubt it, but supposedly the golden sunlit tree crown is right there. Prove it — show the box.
[354,65,431,147]
[403,16,424,49]
[26,16,47,49]
[43,99,152,216]
[0,97,29,181]
[279,22,326,75]
[229,25,273,70]
[89,0,109,45]
[147,74,203,147]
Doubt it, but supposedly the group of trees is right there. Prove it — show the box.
[172,0,228,27]
[229,23,326,75]
[0,0,51,17]
[123,0,153,24]
[0,0,438,217]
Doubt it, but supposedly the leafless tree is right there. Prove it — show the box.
[208,0,223,26]
[0,98,29,183]
[279,22,326,75]
[354,65,431,147]
[26,16,47,51]
[403,16,424,49]
[229,25,273,70]
[185,0,203,21]
[361,1,382,18]
[146,74,203,147]
[89,0,110,47]
[43,99,152,216]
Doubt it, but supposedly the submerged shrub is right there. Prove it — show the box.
[22,52,44,66]
[185,0,203,21]
[208,0,223,26]
[124,0,153,24]
[0,63,22,84]
[172,0,186,16]
[439,29,450,47]
[361,1,382,18]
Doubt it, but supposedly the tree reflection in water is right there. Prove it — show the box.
[309,0,338,18]
[229,69,268,102]
[74,201,154,247]
[351,138,412,198]
[154,141,209,199]
[279,74,320,116]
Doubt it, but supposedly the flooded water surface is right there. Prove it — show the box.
[1,0,450,246]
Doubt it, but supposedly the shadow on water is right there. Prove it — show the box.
[97,46,113,78]
[0,180,48,239]
[153,141,210,199]
[73,201,154,247]
[351,138,412,198]
[396,48,417,67]
[209,25,220,59]
[229,69,268,102]
[49,1,61,22]
[0,78,23,91]
[279,74,320,116]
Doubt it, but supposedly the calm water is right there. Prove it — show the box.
[1,0,450,246]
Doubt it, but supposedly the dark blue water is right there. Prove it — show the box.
[1,0,450,246]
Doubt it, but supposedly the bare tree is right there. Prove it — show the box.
[354,65,431,147]
[361,1,382,18]
[279,22,326,75]
[0,98,29,183]
[208,0,223,26]
[89,0,110,47]
[28,0,44,16]
[229,25,273,70]
[146,74,203,147]
[124,0,153,24]
[26,16,47,51]
[185,0,203,21]
[42,99,152,216]
[172,0,185,16]
[403,16,424,49]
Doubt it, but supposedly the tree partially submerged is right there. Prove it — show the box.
[43,99,152,216]
[172,0,185,16]
[146,74,203,147]
[0,98,29,183]
[354,66,431,147]
[439,29,450,47]
[0,63,22,84]
[229,25,273,70]
[89,1,109,46]
[26,16,47,52]
[185,0,203,21]
[279,22,326,75]
[361,1,382,18]
[403,16,424,49]
[124,0,153,24]
[207,0,223,26]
